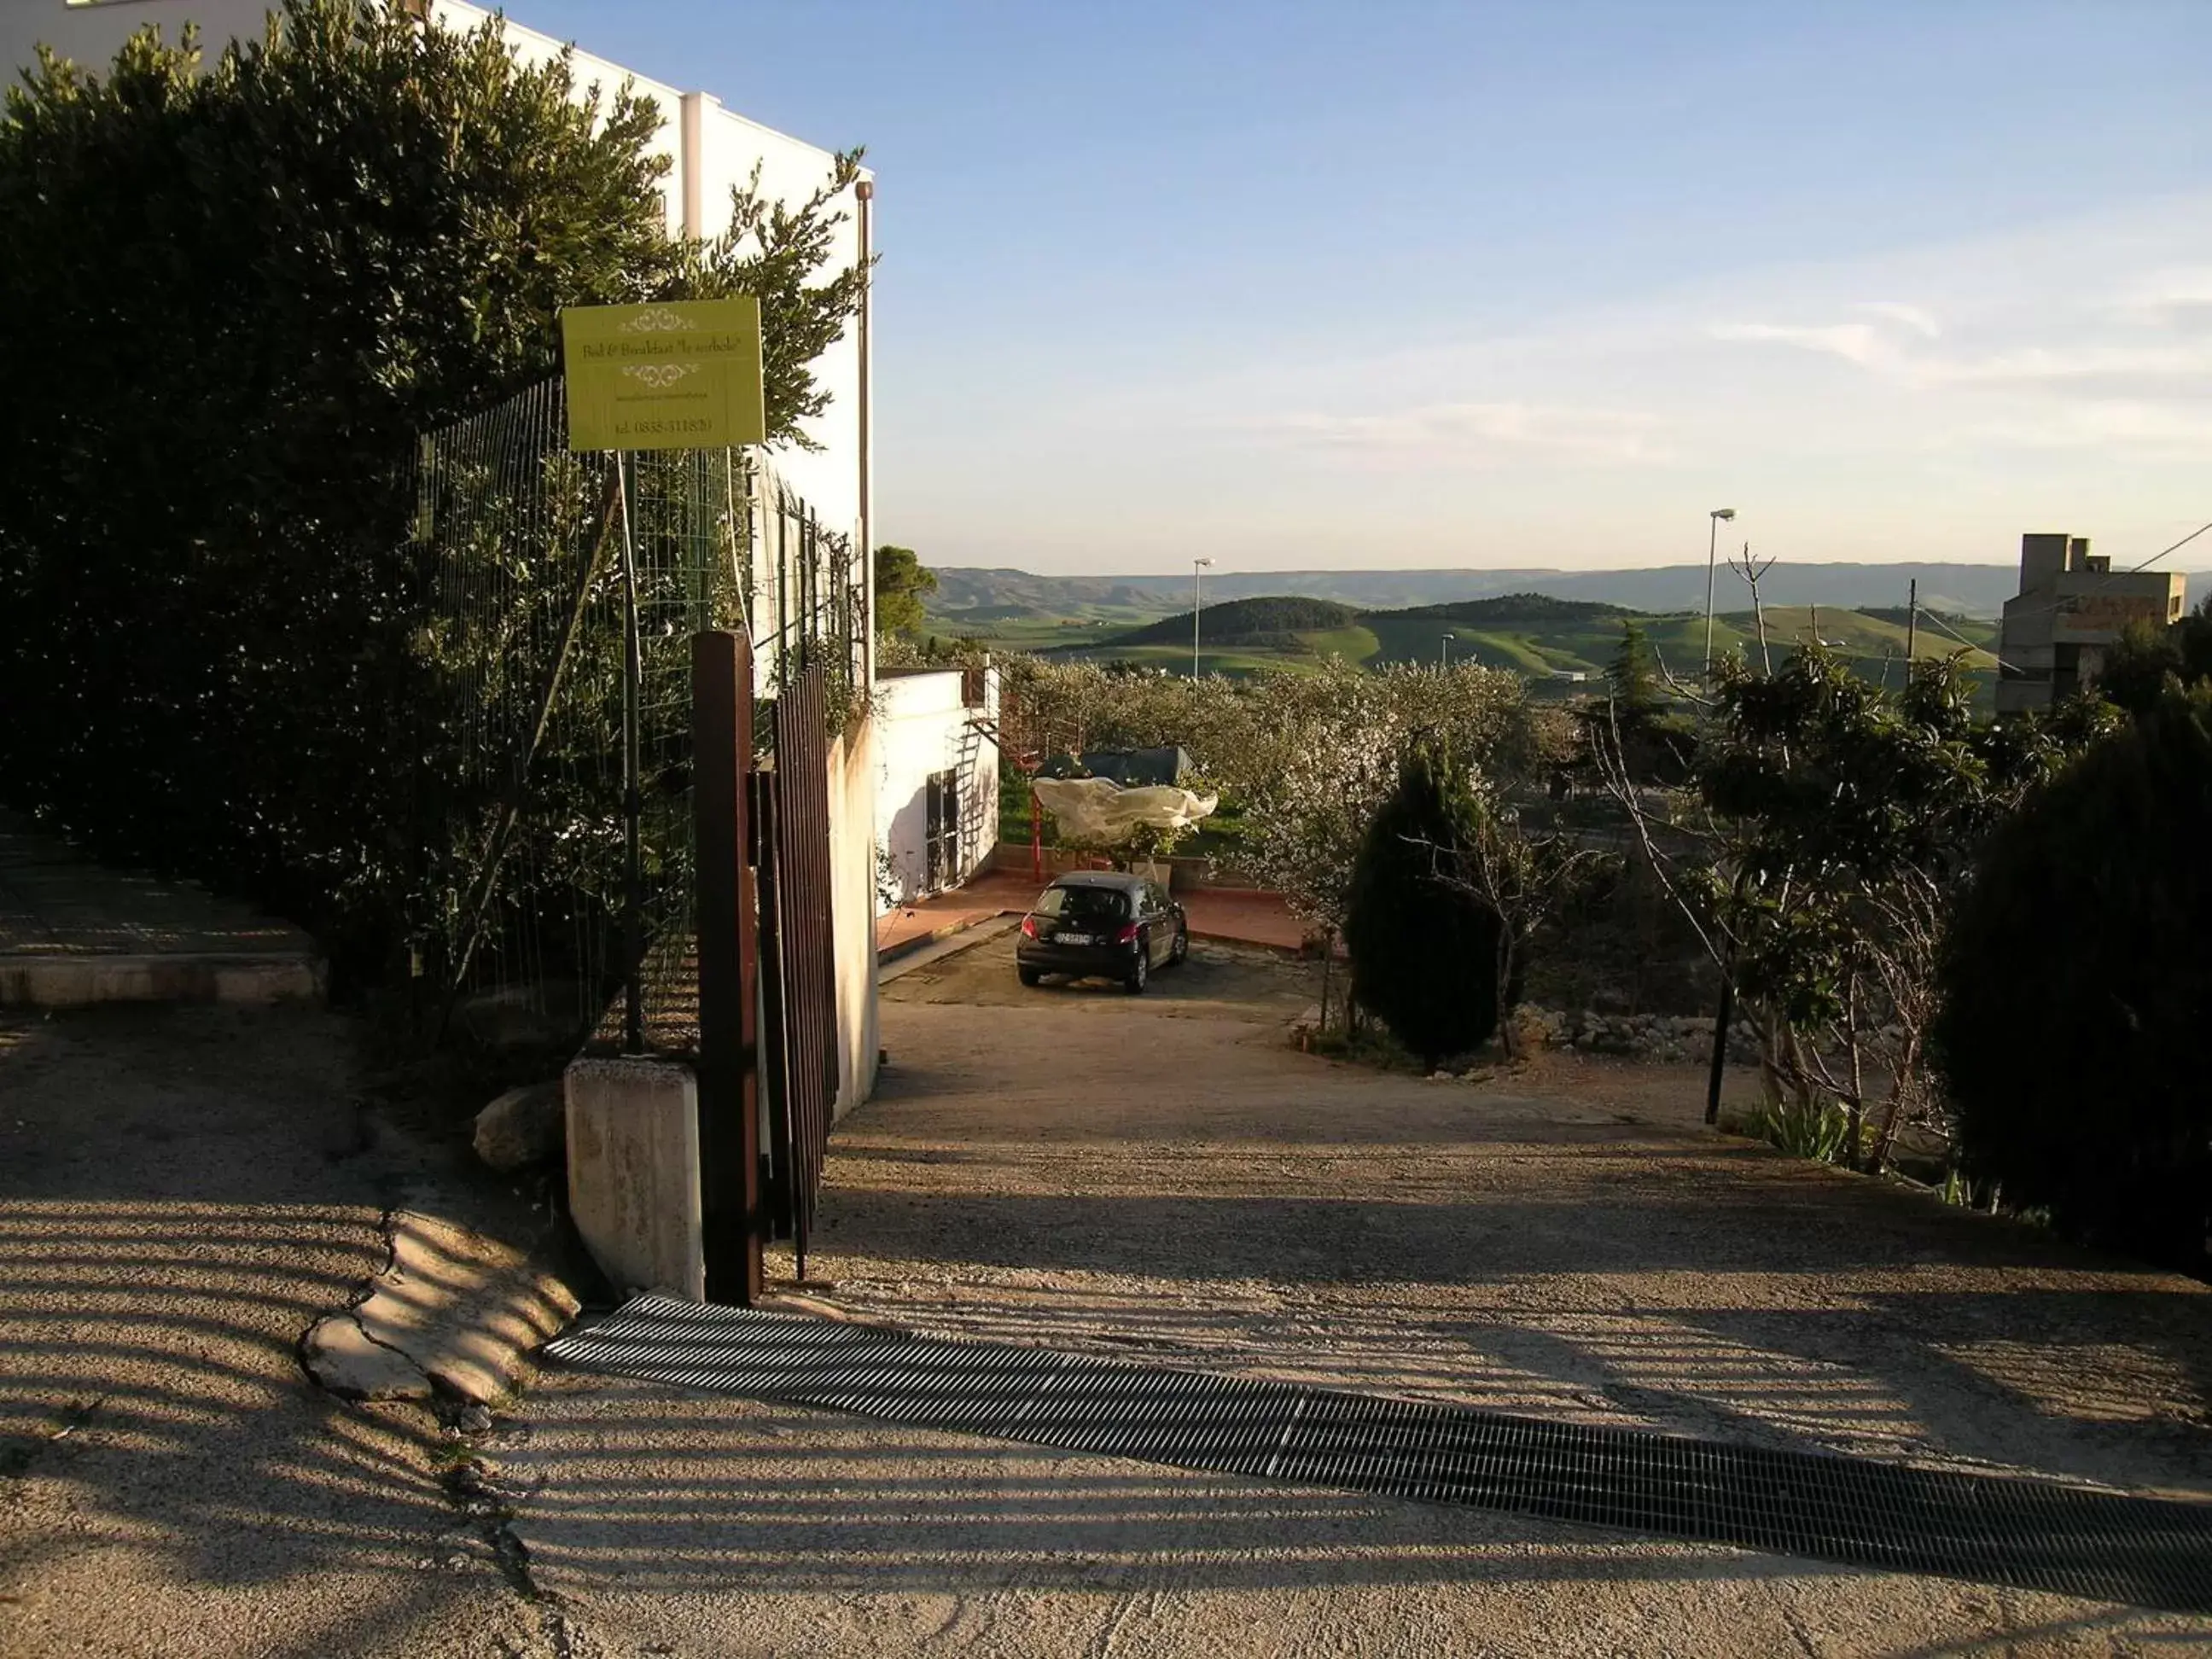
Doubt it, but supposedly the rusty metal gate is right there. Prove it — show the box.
[756,662,840,1278]
[694,648,841,1301]
[691,631,761,1305]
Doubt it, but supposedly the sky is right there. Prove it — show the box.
[507,1,2209,575]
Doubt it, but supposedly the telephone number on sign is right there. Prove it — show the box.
[615,416,718,437]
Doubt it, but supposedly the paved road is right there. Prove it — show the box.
[509,935,2212,1656]
[0,1004,578,1659]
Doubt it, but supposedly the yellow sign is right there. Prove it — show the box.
[561,297,765,451]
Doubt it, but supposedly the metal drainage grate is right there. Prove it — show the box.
[545,1295,2212,1614]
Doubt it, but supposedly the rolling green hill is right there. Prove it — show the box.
[1042,595,2000,694]
[917,567,2026,702]
[1394,593,1634,625]
[922,562,2115,622]
[1109,596,1359,647]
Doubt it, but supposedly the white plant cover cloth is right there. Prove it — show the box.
[1030,777,1218,846]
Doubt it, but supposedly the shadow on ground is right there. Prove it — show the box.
[814,983,2212,1513]
[0,1005,569,1659]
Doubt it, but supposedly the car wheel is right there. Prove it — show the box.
[1018,965,1042,987]
[1125,949,1149,995]
[1169,923,1188,965]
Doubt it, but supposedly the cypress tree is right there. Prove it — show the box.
[1343,746,1505,1067]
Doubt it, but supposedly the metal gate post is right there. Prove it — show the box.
[618,453,645,1054]
[692,630,762,1304]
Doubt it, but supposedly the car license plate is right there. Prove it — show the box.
[1057,932,1094,946]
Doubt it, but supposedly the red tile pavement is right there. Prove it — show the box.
[875,870,1315,960]
[1182,886,1309,952]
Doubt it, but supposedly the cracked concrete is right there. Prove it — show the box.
[303,1209,578,1402]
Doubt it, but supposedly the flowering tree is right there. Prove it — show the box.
[999,655,1543,930]
[1223,661,1540,930]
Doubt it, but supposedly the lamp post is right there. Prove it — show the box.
[1191,557,1214,678]
[1703,507,1737,675]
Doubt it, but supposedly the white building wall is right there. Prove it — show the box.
[876,668,1001,910]
[431,3,866,533]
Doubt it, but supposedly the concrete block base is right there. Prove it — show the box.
[0,952,324,1008]
[565,1056,705,1301]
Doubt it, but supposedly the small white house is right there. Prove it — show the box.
[876,666,1001,910]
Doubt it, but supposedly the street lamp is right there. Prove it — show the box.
[1703,508,1737,674]
[1191,557,1214,678]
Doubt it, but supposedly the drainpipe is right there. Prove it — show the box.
[678,92,712,239]
[856,176,876,689]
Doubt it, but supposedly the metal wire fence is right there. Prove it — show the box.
[411,375,864,1061]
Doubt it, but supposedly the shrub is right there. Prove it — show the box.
[1934,686,2212,1270]
[1747,1100,1860,1165]
[1342,747,1505,1066]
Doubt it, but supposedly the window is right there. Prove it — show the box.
[923,769,959,891]
[1033,886,1128,923]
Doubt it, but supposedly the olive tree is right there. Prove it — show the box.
[1222,661,1536,929]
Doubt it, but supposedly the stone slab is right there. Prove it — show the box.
[0,952,323,1008]
[302,1210,579,1402]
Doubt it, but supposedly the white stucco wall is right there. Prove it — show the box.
[876,668,1002,911]
[434,2,867,535]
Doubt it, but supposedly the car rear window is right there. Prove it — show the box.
[1033,885,1129,922]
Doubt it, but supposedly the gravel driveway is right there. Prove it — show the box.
[506,933,2212,1656]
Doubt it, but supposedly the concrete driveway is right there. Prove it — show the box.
[509,934,2212,1656]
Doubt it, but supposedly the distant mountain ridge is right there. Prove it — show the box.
[928,563,2082,620]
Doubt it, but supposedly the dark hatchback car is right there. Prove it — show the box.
[1016,871,1188,993]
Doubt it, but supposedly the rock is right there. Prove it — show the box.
[473,1080,564,1171]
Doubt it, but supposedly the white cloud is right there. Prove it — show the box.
[1943,399,2212,451]
[2108,267,2212,330]
[1854,300,1942,338]
[1707,240,2212,416]
[1251,400,1667,465]
[1708,318,1895,367]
